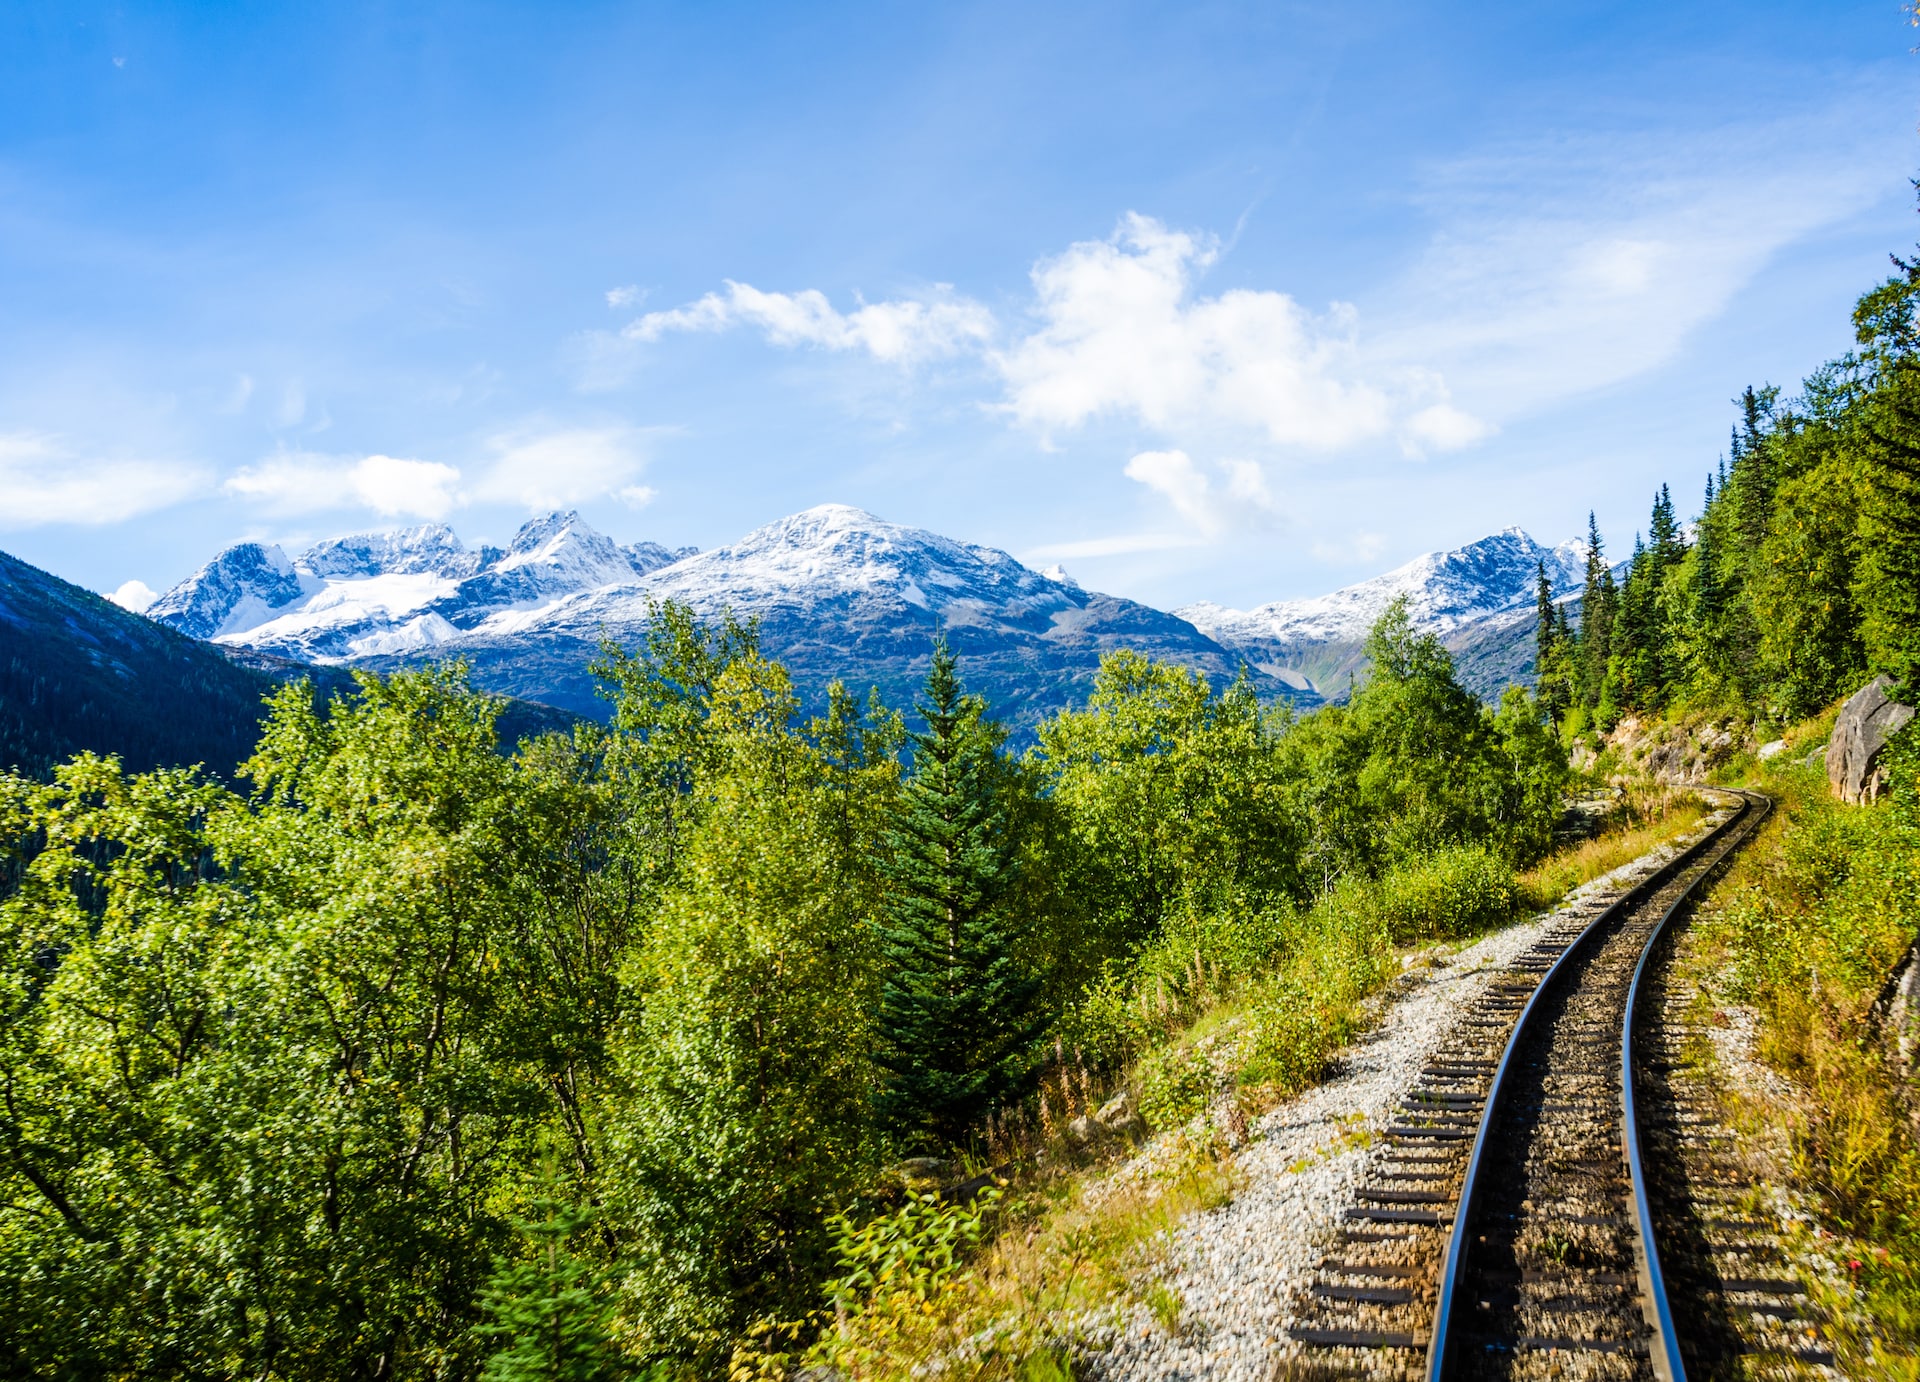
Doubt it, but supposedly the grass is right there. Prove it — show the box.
[1674,746,1920,1376]
[798,788,1715,1379]
[1516,784,1706,910]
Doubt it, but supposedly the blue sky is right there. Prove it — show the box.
[2,1,1916,612]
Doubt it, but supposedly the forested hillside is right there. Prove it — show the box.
[0,547,304,779]
[1516,202,1920,1369]
[0,591,1564,1379]
[0,547,576,781]
[1531,234,1920,733]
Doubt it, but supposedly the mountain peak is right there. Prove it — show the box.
[1178,527,1587,652]
[300,524,468,579]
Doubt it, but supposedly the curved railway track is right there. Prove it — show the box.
[1283,788,1829,1380]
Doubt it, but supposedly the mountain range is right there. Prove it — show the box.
[131,506,1591,735]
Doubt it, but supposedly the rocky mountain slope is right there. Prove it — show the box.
[146,505,1304,729]
[1178,528,1587,699]
[140,507,1598,732]
[380,505,1296,725]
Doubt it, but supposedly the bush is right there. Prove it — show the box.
[1357,844,1517,944]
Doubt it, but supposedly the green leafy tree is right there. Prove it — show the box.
[607,653,888,1363]
[875,643,1042,1147]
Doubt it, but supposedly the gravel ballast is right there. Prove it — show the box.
[1079,827,1726,1382]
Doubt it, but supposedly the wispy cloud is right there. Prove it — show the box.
[226,451,463,518]
[1122,448,1281,537]
[0,432,207,527]
[1021,531,1204,562]
[625,281,994,365]
[473,425,658,510]
[1380,98,1907,415]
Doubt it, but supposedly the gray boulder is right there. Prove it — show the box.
[1828,674,1916,805]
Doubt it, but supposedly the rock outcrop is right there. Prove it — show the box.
[1828,675,1916,805]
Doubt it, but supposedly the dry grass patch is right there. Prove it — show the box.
[1517,786,1706,909]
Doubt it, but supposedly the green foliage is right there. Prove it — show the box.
[876,642,1042,1147]
[478,1199,622,1382]
[1569,193,1920,722]
[823,1188,1000,1315]
[0,592,1569,1377]
[608,653,892,1360]
[1693,760,1920,1363]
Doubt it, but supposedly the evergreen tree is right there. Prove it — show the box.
[1853,271,1920,696]
[1576,512,1615,715]
[876,642,1041,1147]
[1650,484,1683,567]
[1533,562,1570,726]
[477,1200,621,1382]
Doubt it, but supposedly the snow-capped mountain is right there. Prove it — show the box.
[147,513,697,664]
[147,504,1281,728]
[146,507,1593,730]
[1181,528,1585,649]
[357,504,1279,724]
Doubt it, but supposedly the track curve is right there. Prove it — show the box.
[1282,788,1784,1380]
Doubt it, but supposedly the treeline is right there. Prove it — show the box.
[1534,240,1920,731]
[0,596,1563,1379]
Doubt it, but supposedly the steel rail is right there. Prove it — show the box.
[1621,789,1772,1382]
[1423,790,1759,1380]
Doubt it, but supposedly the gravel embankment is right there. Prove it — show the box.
[1080,828,1722,1382]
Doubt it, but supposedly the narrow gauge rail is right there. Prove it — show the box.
[1283,790,1790,1380]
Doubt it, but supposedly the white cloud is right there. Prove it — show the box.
[108,579,158,612]
[606,284,643,308]
[475,426,655,510]
[625,280,995,365]
[993,214,1481,454]
[225,451,462,518]
[1380,103,1907,414]
[1310,531,1389,564]
[1022,531,1203,562]
[1123,448,1281,537]
[0,433,207,528]
[275,380,307,428]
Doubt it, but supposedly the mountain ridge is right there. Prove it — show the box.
[138,506,1594,729]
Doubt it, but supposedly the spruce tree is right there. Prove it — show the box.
[476,1200,621,1382]
[1533,561,1569,726]
[876,642,1041,1148]
[1854,276,1920,696]
[1577,512,1615,712]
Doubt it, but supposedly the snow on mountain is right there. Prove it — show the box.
[430,504,1267,724]
[147,542,310,640]
[149,506,1593,731]
[1181,528,1585,648]
[147,511,698,663]
[485,504,1076,640]
[1176,528,1587,697]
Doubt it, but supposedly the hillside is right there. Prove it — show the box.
[0,549,571,780]
[1179,527,1587,700]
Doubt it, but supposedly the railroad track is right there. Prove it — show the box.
[1282,789,1828,1380]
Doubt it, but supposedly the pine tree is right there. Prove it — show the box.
[476,1200,622,1382]
[876,642,1042,1147]
[1533,561,1569,726]
[1576,512,1615,713]
[1853,274,1920,696]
